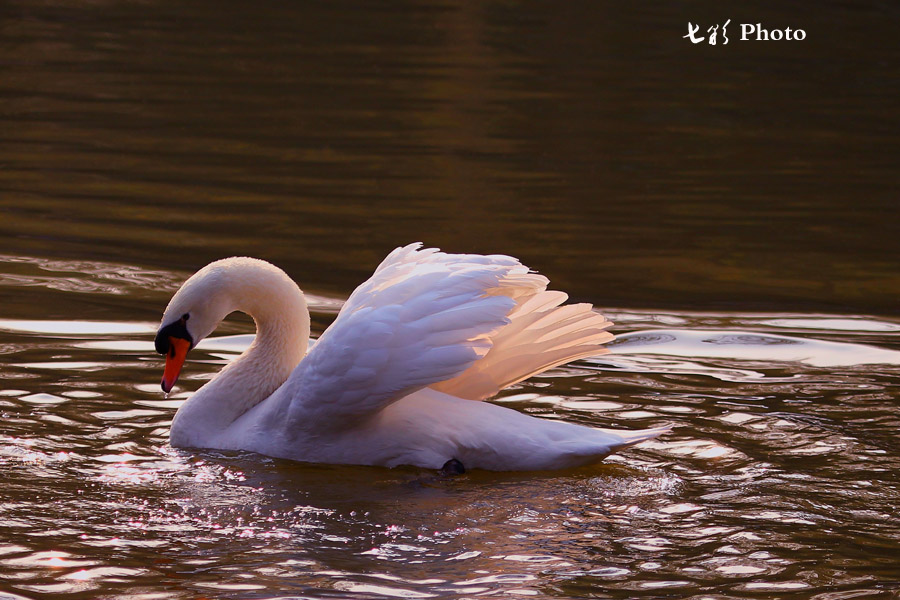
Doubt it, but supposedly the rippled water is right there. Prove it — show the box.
[2,257,900,599]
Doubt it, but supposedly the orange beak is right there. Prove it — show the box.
[161,337,191,393]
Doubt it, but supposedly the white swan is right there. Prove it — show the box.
[155,244,667,471]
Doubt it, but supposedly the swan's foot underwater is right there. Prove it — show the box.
[441,458,466,475]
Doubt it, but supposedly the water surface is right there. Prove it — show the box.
[2,257,900,598]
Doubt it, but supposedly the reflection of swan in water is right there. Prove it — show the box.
[154,244,667,471]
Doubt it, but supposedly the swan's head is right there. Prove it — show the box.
[155,256,309,393]
[154,260,242,393]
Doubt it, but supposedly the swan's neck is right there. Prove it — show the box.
[170,262,310,447]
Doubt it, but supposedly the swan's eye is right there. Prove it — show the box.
[181,313,190,321]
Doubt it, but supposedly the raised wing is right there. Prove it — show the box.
[283,244,531,427]
[432,290,614,400]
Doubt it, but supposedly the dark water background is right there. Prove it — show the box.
[1,1,899,598]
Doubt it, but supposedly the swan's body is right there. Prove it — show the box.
[156,244,667,471]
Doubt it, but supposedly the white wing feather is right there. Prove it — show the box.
[433,284,614,401]
[283,244,525,427]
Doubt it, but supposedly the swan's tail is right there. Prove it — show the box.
[603,424,671,451]
[431,273,614,401]
[560,424,669,468]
